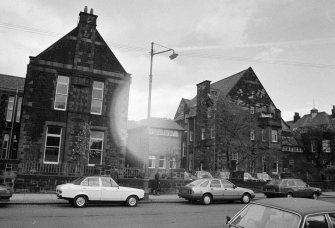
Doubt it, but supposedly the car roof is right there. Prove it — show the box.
[253,198,335,215]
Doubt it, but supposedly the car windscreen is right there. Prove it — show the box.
[71,176,87,185]
[230,204,300,228]
[186,179,207,187]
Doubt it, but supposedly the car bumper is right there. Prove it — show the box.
[178,193,202,200]
[263,191,287,197]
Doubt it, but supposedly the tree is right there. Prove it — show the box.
[213,96,258,174]
[292,126,335,180]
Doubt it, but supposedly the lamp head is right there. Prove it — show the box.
[169,51,178,60]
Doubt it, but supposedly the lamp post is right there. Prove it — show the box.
[147,42,178,119]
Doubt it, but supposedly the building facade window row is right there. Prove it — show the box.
[54,75,105,115]
[148,155,177,169]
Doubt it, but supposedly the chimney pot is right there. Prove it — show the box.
[90,8,94,14]
[84,6,88,13]
[332,105,335,119]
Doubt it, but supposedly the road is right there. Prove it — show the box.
[1,198,334,228]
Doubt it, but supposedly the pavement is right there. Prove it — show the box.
[2,192,335,205]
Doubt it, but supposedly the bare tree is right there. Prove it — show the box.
[213,96,258,174]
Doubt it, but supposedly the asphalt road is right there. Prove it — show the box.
[1,198,335,228]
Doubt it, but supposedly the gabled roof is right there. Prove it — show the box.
[0,74,25,92]
[211,68,248,97]
[174,67,255,120]
[129,117,184,131]
[290,111,333,129]
[35,19,126,74]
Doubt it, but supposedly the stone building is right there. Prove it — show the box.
[18,8,131,168]
[174,67,282,175]
[126,118,184,177]
[0,74,25,160]
[283,106,335,180]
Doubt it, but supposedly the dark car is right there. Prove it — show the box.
[225,198,335,228]
[0,184,13,201]
[262,178,322,199]
[178,178,255,205]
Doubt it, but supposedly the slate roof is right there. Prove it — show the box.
[35,21,126,74]
[289,111,334,129]
[0,74,25,92]
[174,67,251,120]
[128,118,184,131]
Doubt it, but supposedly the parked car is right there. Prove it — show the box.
[225,198,335,228]
[184,170,213,180]
[262,178,322,199]
[56,176,145,208]
[178,178,255,205]
[244,172,258,182]
[257,172,272,182]
[0,184,13,201]
[213,171,230,179]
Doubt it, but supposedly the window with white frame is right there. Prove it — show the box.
[311,142,316,152]
[91,81,104,115]
[1,134,9,159]
[182,142,186,157]
[54,75,69,110]
[322,140,331,153]
[231,152,238,161]
[44,126,62,164]
[271,130,278,142]
[261,129,266,142]
[250,129,255,141]
[89,131,104,166]
[159,156,166,169]
[210,127,215,139]
[201,128,205,140]
[250,106,255,114]
[189,130,193,142]
[169,157,176,169]
[148,156,156,168]
[16,97,22,122]
[6,96,14,122]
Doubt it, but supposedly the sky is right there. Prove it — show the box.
[1,0,334,122]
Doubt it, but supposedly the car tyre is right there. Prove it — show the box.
[287,192,293,198]
[126,195,138,207]
[73,195,87,208]
[202,194,212,205]
[312,192,319,199]
[241,193,251,204]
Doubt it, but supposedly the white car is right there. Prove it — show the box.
[56,176,145,208]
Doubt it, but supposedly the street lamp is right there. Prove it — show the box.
[147,42,178,119]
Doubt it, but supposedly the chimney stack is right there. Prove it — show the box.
[294,112,300,122]
[84,6,88,13]
[332,105,335,119]
[311,108,318,118]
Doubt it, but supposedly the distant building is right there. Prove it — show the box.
[174,67,282,174]
[18,8,131,168]
[126,118,184,177]
[283,106,335,179]
[0,74,24,160]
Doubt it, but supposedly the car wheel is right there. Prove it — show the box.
[73,195,87,208]
[241,193,251,204]
[287,192,293,198]
[126,195,138,207]
[312,192,319,199]
[202,194,212,205]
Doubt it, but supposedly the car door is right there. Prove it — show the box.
[80,177,101,201]
[209,179,223,200]
[221,179,240,200]
[295,179,312,197]
[100,177,124,201]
